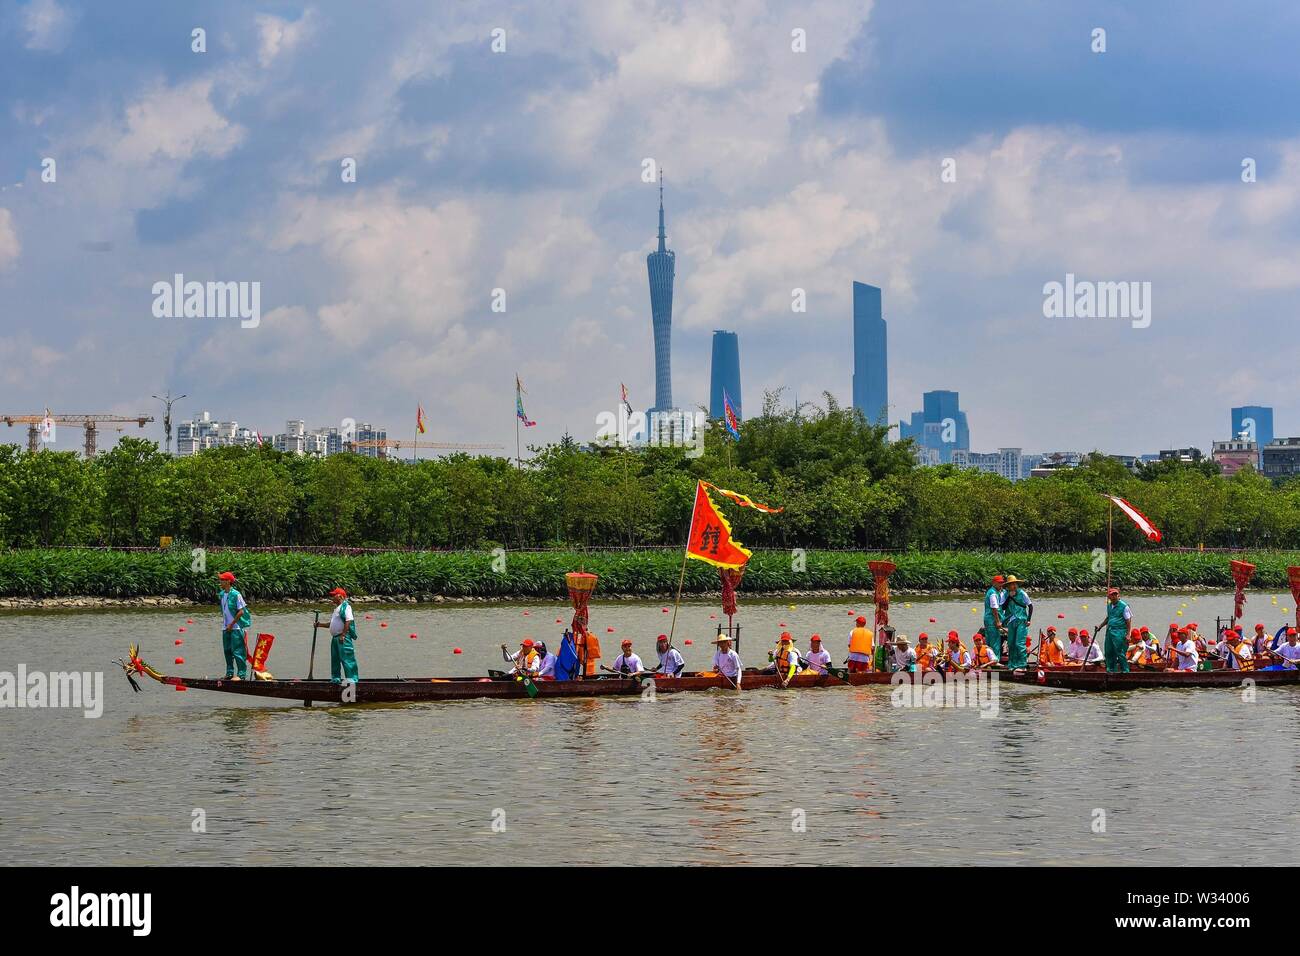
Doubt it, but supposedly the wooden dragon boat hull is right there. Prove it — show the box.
[1004,666,1300,690]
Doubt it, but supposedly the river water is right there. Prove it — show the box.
[3,590,1299,866]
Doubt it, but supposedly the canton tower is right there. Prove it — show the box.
[647,178,675,412]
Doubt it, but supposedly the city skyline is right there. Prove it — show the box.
[4,3,1300,455]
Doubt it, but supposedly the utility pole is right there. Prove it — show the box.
[152,391,187,456]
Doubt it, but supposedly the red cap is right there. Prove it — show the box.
[1129,629,1140,638]
[621,639,633,647]
[947,629,959,639]
[657,634,668,641]
[1068,627,1078,636]
[855,616,867,626]
[974,632,985,641]
[218,572,236,583]
[992,575,1005,584]
[329,587,347,598]
[1079,628,1090,637]
[917,632,929,641]
[1107,587,1119,596]
[780,631,792,641]
[810,633,822,642]
[521,639,535,648]
[1139,625,1149,634]
[1047,625,1057,633]
[1255,623,1266,631]
[1289,628,1297,637]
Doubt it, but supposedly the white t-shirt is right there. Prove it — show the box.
[535,653,557,677]
[803,647,832,673]
[1275,642,1300,668]
[1220,643,1252,668]
[711,648,742,678]
[889,646,917,671]
[610,653,644,674]
[657,647,686,676]
[1173,639,1199,670]
[945,647,972,668]
[328,601,354,636]
[1069,639,1103,662]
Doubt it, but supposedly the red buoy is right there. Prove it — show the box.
[607,627,615,633]
[186,618,193,624]
[380,622,388,628]
[684,639,693,645]
[178,627,186,632]
[929,618,936,623]
[175,639,183,646]
[409,633,417,639]
[1058,613,1066,618]
[174,657,184,665]
[453,648,462,654]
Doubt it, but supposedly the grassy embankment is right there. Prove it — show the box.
[0,548,1292,601]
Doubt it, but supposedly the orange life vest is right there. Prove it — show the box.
[578,633,602,675]
[916,644,937,670]
[973,644,996,666]
[849,626,874,656]
[1040,639,1066,665]
[776,643,799,676]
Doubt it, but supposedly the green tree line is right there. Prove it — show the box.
[1,393,1297,551]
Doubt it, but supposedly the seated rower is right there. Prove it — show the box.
[802,634,832,675]
[971,632,999,669]
[1131,631,1163,668]
[653,634,685,678]
[1162,622,1181,660]
[765,631,803,677]
[1069,628,1104,665]
[1171,628,1199,671]
[941,631,972,672]
[915,632,939,671]
[709,632,743,687]
[503,639,540,677]
[607,639,645,675]
[1039,626,1068,666]
[534,640,557,679]
[1252,622,1271,659]
[887,634,917,673]
[1273,628,1300,669]
[1218,629,1254,670]
[1125,629,1145,666]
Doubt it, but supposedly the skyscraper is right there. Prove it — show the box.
[1231,405,1273,465]
[709,331,741,420]
[900,390,970,463]
[647,181,675,413]
[851,281,888,426]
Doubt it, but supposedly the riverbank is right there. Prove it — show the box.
[0,546,1294,604]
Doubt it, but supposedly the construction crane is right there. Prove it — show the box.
[2,413,155,457]
[353,438,502,458]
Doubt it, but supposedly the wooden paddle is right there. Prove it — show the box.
[307,611,320,679]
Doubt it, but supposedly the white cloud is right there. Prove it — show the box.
[255,10,318,68]
[0,209,19,269]
[104,79,245,165]
[22,0,76,52]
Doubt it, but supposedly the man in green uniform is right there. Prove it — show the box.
[1002,575,1033,672]
[982,574,1008,665]
[217,571,251,680]
[1103,587,1132,673]
[314,587,360,683]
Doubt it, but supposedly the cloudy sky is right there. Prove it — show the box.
[2,0,1299,456]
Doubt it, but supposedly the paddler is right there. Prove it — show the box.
[887,634,917,673]
[1251,623,1272,659]
[914,632,938,671]
[608,638,644,675]
[710,631,743,688]
[1274,628,1300,669]
[941,631,972,672]
[1101,587,1132,673]
[1125,628,1144,666]
[1038,625,1067,666]
[1001,575,1032,672]
[971,631,999,668]
[216,571,251,681]
[534,640,558,679]
[767,631,801,685]
[312,586,359,684]
[1070,627,1103,665]
[847,615,874,672]
[503,638,540,677]
[1171,627,1200,671]
[653,634,686,678]
[982,574,1008,665]
[802,634,832,675]
[1162,622,1181,660]
[1217,628,1254,670]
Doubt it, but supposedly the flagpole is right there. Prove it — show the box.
[1106,499,1113,590]
[516,415,521,470]
[666,482,701,648]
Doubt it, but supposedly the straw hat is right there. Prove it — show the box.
[710,632,732,644]
[1004,575,1025,585]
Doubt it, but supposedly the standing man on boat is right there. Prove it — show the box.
[1102,587,1132,673]
[653,634,686,677]
[710,632,743,688]
[217,571,251,681]
[847,615,874,672]
[982,574,1008,664]
[314,587,359,684]
[1001,576,1032,672]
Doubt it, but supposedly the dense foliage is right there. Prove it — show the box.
[1,393,1297,552]
[3,547,1296,600]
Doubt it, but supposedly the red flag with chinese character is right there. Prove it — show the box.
[685,481,752,569]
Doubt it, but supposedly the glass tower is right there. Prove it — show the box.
[709,331,741,420]
[851,281,888,427]
[900,390,970,463]
[1231,405,1273,465]
[647,182,675,412]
